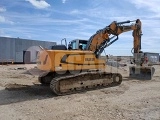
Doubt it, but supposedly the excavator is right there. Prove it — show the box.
[37,19,155,95]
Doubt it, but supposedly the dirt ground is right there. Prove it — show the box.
[0,63,160,120]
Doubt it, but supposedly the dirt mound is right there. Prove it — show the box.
[22,68,48,76]
[5,83,31,91]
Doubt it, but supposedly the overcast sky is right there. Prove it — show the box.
[0,0,159,55]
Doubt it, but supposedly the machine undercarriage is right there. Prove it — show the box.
[39,71,122,95]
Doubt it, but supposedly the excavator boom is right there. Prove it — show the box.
[86,19,142,57]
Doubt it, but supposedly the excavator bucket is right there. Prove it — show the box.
[129,66,155,80]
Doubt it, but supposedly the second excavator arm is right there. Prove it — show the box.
[85,19,142,58]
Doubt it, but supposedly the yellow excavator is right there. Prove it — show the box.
[37,19,155,95]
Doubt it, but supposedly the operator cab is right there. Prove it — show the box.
[48,39,88,50]
[68,39,88,50]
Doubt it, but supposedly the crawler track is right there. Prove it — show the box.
[50,72,122,95]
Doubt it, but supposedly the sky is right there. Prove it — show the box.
[0,0,160,55]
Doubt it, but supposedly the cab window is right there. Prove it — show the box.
[71,41,76,49]
[79,40,87,50]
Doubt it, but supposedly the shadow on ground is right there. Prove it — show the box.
[123,77,137,81]
[123,76,153,81]
[0,84,57,105]
[0,82,122,106]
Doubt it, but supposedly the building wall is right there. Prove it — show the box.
[0,37,56,63]
[0,37,15,62]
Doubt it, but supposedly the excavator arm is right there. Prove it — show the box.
[86,19,142,57]
[86,19,154,80]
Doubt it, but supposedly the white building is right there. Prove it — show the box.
[0,37,56,64]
